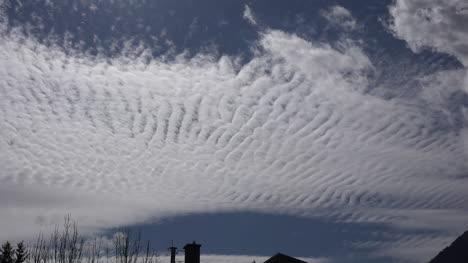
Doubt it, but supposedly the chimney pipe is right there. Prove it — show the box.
[183,241,201,263]
[169,246,177,263]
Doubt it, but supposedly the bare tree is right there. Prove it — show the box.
[113,230,141,263]
[113,230,158,263]
[30,232,48,263]
[7,216,159,263]
[28,216,84,263]
[85,237,102,263]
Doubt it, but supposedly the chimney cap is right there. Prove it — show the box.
[183,241,201,249]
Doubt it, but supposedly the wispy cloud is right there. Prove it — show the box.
[243,5,257,25]
[321,6,357,31]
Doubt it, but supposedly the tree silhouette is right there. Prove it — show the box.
[15,242,28,263]
[1,216,159,263]
[0,241,15,263]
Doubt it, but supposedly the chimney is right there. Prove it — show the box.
[183,241,201,263]
[169,246,177,263]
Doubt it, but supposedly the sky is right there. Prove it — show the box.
[0,0,467,262]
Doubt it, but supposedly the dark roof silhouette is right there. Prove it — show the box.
[428,230,468,263]
[264,253,308,263]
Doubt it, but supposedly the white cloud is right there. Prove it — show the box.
[419,69,465,106]
[387,0,468,202]
[243,5,257,25]
[0,6,467,262]
[321,6,357,31]
[370,234,454,263]
[388,0,468,66]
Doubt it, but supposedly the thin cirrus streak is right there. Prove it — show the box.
[0,7,467,260]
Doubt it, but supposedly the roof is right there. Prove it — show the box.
[264,253,308,263]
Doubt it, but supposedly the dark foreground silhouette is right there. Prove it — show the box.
[428,230,468,263]
[173,241,307,263]
[2,215,466,263]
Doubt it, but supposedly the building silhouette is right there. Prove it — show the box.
[264,253,308,263]
[183,242,201,263]
[173,241,307,263]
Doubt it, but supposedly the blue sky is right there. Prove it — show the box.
[113,212,421,263]
[0,0,467,263]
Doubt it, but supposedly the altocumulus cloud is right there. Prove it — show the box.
[0,3,467,262]
[388,0,468,159]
